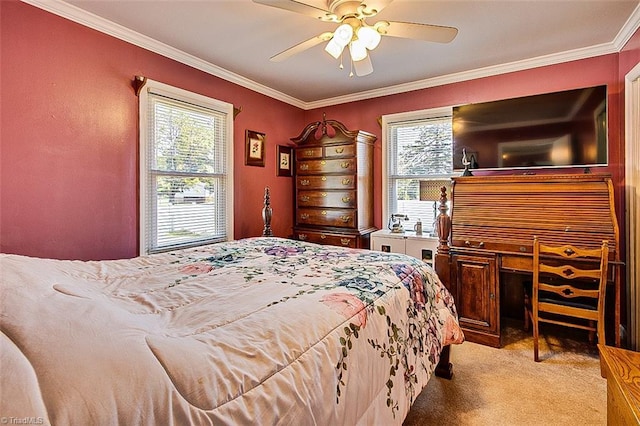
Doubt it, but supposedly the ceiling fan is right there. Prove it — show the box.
[252,0,458,76]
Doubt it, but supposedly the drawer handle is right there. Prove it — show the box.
[342,178,351,185]
[299,233,307,241]
[301,195,310,202]
[322,211,327,215]
[341,215,351,223]
[301,213,309,220]
[320,234,327,240]
[305,149,314,156]
[300,164,309,170]
[342,196,351,203]
[300,179,310,186]
[341,161,350,168]
[322,176,327,181]
[464,240,485,248]
[321,192,327,197]
[335,147,344,154]
[340,238,350,246]
[321,160,326,165]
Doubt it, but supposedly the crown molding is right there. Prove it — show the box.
[22,0,640,111]
[305,42,619,109]
[613,1,640,49]
[21,0,307,109]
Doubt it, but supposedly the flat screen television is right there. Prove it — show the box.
[452,85,608,171]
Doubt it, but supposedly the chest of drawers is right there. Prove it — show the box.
[291,118,377,248]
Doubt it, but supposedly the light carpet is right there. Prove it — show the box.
[404,323,606,425]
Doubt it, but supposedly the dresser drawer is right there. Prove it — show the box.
[296,147,323,159]
[297,190,356,208]
[294,230,356,248]
[297,158,356,174]
[297,175,356,189]
[296,208,355,228]
[324,144,355,158]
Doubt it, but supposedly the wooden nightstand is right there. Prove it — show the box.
[370,229,438,268]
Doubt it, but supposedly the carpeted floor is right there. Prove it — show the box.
[404,322,606,425]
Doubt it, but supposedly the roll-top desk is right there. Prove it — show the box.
[291,117,377,248]
[434,174,621,348]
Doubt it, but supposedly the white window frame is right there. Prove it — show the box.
[139,79,234,255]
[381,106,453,233]
[625,63,640,350]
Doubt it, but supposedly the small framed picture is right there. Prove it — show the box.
[277,145,292,177]
[245,130,265,167]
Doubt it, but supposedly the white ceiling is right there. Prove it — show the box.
[30,0,640,109]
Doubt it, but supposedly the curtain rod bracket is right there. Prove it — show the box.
[134,75,147,96]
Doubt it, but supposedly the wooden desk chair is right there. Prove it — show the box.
[525,236,609,362]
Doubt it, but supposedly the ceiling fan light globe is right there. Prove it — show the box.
[334,23,354,47]
[357,26,381,50]
[325,38,345,59]
[349,39,367,62]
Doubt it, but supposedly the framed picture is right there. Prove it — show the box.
[245,130,265,167]
[277,145,292,177]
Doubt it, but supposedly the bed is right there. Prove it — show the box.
[1,201,462,425]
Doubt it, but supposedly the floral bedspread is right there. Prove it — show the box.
[0,237,463,425]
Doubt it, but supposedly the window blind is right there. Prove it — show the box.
[385,113,453,230]
[143,91,229,254]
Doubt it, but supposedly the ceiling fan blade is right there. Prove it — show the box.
[270,32,332,62]
[380,21,458,43]
[353,55,373,76]
[252,0,330,20]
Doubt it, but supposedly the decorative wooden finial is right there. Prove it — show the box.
[436,186,451,254]
[262,187,273,237]
[321,112,329,136]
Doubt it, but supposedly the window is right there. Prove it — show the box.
[139,79,234,254]
[382,107,453,234]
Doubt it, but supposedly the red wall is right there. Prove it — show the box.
[1,0,303,260]
[1,0,638,261]
[305,54,631,234]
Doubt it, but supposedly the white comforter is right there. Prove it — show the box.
[1,237,462,425]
